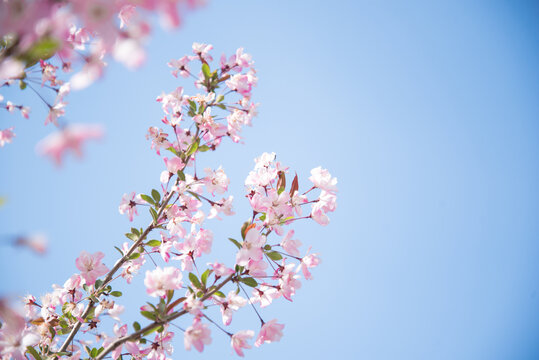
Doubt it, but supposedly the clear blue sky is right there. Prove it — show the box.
[2,1,539,359]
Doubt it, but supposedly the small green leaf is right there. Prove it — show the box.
[114,246,124,256]
[26,346,43,360]
[129,252,140,260]
[140,311,156,321]
[94,279,103,289]
[264,244,272,251]
[167,146,180,157]
[228,238,242,249]
[19,81,27,90]
[240,277,258,287]
[133,321,141,332]
[143,325,161,336]
[146,239,161,247]
[216,94,224,102]
[266,251,283,261]
[110,291,122,297]
[140,194,155,205]
[125,233,138,241]
[90,348,97,358]
[189,273,202,289]
[198,145,211,152]
[188,99,197,113]
[151,189,161,203]
[216,103,226,110]
[149,207,158,222]
[201,269,212,286]
[202,63,211,79]
[213,290,226,298]
[177,170,186,182]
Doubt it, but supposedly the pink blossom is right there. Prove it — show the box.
[192,42,213,62]
[299,252,321,280]
[0,300,40,360]
[144,266,183,297]
[118,192,144,222]
[208,262,234,277]
[118,4,136,28]
[0,127,15,147]
[281,230,302,257]
[236,228,265,266]
[168,55,191,78]
[255,319,284,347]
[14,233,47,254]
[309,166,338,194]
[36,123,104,166]
[184,318,212,352]
[231,330,254,357]
[75,251,109,286]
[44,101,66,126]
[204,166,229,195]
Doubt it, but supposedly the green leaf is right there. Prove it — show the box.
[21,37,59,67]
[228,238,242,249]
[129,252,140,260]
[131,228,141,236]
[177,170,186,182]
[110,291,122,297]
[26,346,43,360]
[213,290,226,298]
[114,246,124,256]
[198,145,211,152]
[125,232,138,241]
[149,207,158,222]
[186,140,199,157]
[266,251,283,261]
[140,311,156,321]
[146,239,161,247]
[240,277,258,287]
[151,189,161,203]
[216,103,226,110]
[216,94,224,102]
[90,348,97,358]
[202,63,211,79]
[188,99,197,113]
[19,81,27,90]
[201,269,212,286]
[166,290,174,304]
[167,146,180,157]
[259,213,266,221]
[143,325,161,336]
[187,190,201,201]
[94,279,103,289]
[140,194,155,205]
[189,273,202,289]
[133,321,141,332]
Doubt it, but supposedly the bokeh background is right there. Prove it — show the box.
[2,0,539,359]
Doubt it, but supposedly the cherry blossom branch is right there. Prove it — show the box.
[94,273,235,360]
[58,185,179,353]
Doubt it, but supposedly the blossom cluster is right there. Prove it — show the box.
[0,44,338,360]
[0,0,202,160]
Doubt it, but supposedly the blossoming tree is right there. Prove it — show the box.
[0,44,338,359]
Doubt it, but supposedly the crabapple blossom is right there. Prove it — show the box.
[184,318,212,352]
[231,330,254,357]
[144,266,183,297]
[119,192,144,222]
[255,319,285,347]
[75,251,109,285]
[0,128,15,147]
[36,123,104,166]
[309,166,338,194]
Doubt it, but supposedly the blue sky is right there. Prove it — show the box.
[2,1,539,359]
